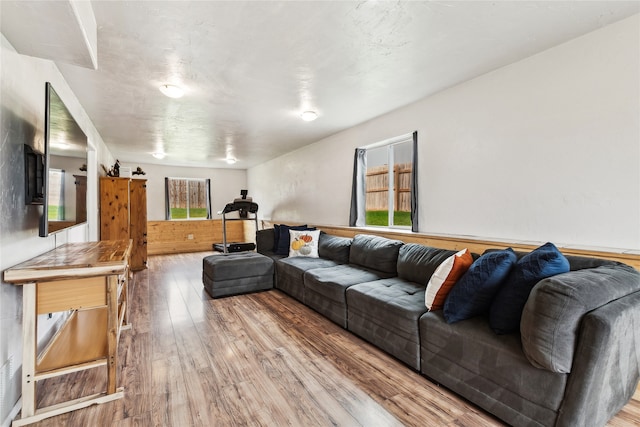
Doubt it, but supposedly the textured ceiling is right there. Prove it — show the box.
[3,1,639,169]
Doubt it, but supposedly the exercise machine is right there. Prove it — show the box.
[213,190,258,253]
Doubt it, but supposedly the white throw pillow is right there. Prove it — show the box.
[425,248,473,311]
[289,229,321,258]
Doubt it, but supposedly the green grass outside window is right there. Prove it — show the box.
[48,205,63,220]
[366,210,411,227]
[170,207,208,219]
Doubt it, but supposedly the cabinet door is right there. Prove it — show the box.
[74,175,87,223]
[129,179,147,270]
[100,177,130,241]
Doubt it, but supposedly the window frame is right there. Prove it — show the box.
[165,177,212,220]
[350,131,418,232]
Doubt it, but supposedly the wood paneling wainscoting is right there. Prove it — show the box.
[149,217,640,269]
[263,221,640,269]
[26,252,639,426]
[147,219,244,255]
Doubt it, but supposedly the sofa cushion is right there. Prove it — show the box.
[304,264,385,303]
[349,234,404,275]
[256,228,275,255]
[521,264,640,373]
[289,229,320,258]
[425,249,474,311]
[489,242,570,335]
[347,278,427,369]
[318,233,352,264]
[443,248,517,324]
[304,264,387,328]
[275,256,338,302]
[396,243,457,285]
[564,254,620,271]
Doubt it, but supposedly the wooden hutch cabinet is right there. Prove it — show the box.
[100,177,148,270]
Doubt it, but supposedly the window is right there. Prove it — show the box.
[350,132,418,231]
[165,177,212,220]
[47,168,65,220]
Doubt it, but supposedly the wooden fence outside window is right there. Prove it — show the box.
[167,179,208,209]
[365,163,412,212]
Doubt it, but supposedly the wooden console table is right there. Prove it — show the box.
[3,240,132,426]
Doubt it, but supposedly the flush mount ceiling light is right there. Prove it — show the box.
[300,110,318,122]
[225,157,237,165]
[159,84,184,98]
[152,152,166,159]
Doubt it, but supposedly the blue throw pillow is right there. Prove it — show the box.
[275,224,312,255]
[272,224,281,252]
[443,248,517,324]
[489,242,570,334]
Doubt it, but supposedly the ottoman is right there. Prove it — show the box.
[202,252,274,298]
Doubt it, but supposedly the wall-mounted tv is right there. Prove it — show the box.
[38,82,88,237]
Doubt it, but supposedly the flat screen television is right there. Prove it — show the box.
[37,82,88,237]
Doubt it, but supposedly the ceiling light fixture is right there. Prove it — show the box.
[159,84,184,98]
[300,110,318,122]
[225,157,237,165]
[152,152,166,159]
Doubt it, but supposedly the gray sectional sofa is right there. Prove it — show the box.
[255,228,640,427]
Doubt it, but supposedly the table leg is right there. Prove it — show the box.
[106,276,118,394]
[123,270,129,326]
[21,283,37,418]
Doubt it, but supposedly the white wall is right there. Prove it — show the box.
[119,162,247,221]
[248,14,640,252]
[0,35,114,425]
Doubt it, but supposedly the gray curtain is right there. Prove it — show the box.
[411,131,419,232]
[349,148,366,226]
[164,177,171,220]
[205,178,212,219]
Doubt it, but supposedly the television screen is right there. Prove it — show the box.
[39,82,88,237]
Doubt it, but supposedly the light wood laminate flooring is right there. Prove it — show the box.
[29,252,640,426]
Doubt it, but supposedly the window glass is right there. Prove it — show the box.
[393,140,413,227]
[187,179,209,219]
[365,146,389,226]
[47,169,65,220]
[166,177,211,220]
[364,140,413,228]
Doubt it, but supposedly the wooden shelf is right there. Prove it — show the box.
[36,308,108,374]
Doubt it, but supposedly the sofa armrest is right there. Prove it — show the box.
[556,291,640,427]
[521,264,640,373]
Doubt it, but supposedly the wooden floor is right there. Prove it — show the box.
[27,252,640,426]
